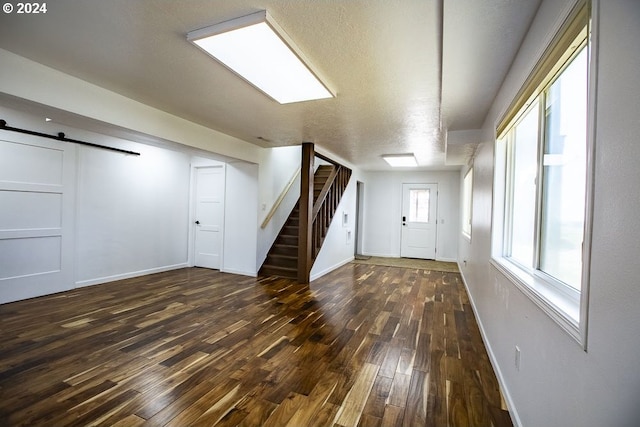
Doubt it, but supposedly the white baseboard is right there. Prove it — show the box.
[75,263,189,288]
[310,256,354,281]
[458,265,522,427]
[221,268,257,277]
[362,252,456,263]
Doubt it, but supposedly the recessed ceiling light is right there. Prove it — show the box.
[187,11,334,104]
[382,154,418,168]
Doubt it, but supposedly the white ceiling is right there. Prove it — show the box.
[0,0,540,170]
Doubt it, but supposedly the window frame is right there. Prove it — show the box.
[461,167,473,241]
[491,0,595,349]
[503,99,540,270]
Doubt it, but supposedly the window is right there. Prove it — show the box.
[462,168,473,239]
[507,103,539,267]
[540,48,588,289]
[409,188,430,222]
[492,0,592,346]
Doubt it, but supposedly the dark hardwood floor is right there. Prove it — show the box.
[0,263,512,427]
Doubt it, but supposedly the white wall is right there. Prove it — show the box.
[459,1,640,426]
[75,139,191,286]
[362,170,460,261]
[257,145,301,266]
[223,161,259,276]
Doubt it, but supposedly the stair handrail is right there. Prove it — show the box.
[315,151,341,167]
[310,166,351,259]
[260,167,301,229]
[312,165,340,221]
[312,150,351,219]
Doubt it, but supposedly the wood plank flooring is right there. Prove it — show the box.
[0,263,512,426]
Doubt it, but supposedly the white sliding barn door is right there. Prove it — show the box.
[193,166,225,269]
[0,135,75,304]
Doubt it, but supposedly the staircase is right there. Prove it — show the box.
[260,165,342,279]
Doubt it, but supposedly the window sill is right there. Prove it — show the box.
[490,257,583,345]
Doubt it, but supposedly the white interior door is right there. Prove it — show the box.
[194,166,224,269]
[0,135,75,303]
[400,183,438,259]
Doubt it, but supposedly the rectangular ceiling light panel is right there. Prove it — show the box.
[188,11,333,104]
[382,154,418,167]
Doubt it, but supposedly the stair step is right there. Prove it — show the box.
[276,235,298,246]
[260,265,297,279]
[315,165,333,173]
[281,225,298,236]
[267,253,297,268]
[272,244,297,256]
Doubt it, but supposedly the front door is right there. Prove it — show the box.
[194,166,224,269]
[400,183,438,259]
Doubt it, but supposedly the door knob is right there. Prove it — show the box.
[195,220,200,225]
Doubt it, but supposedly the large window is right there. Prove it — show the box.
[492,0,592,346]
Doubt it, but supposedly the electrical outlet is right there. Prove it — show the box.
[515,346,521,371]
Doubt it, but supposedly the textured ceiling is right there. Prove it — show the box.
[0,0,540,170]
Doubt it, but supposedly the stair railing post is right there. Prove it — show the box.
[298,142,314,283]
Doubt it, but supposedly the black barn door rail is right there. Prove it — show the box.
[0,119,140,156]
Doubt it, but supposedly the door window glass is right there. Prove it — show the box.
[409,189,430,222]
